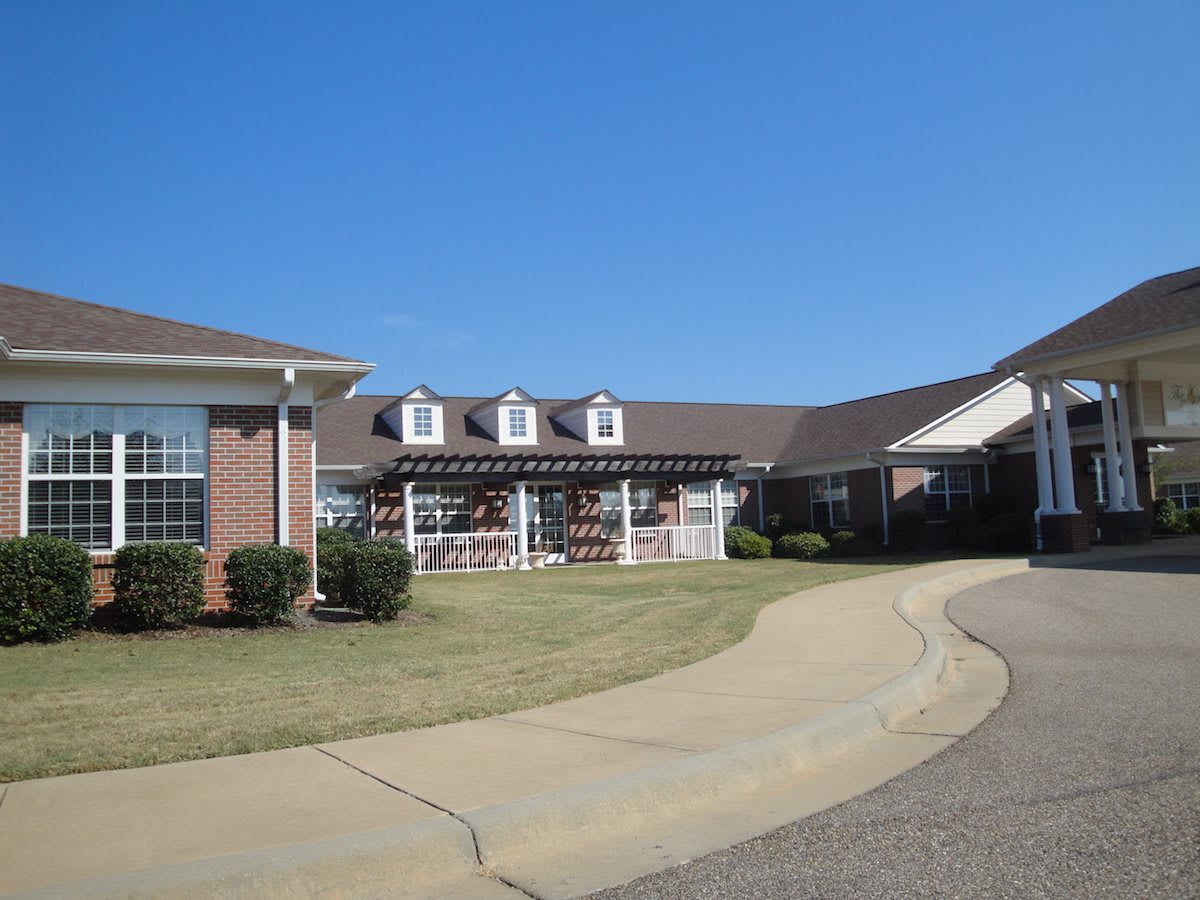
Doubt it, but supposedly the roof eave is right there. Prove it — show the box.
[994,321,1200,373]
[1,347,375,374]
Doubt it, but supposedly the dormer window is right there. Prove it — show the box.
[508,408,528,439]
[596,409,614,438]
[413,406,434,438]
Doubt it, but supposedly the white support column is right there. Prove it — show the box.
[618,479,635,565]
[1048,376,1079,514]
[515,481,531,570]
[402,482,416,553]
[711,479,727,560]
[1115,382,1142,511]
[1030,379,1056,513]
[1098,383,1125,511]
[677,484,685,528]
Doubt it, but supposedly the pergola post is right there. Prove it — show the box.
[1029,379,1055,512]
[1048,376,1080,513]
[1098,383,1125,511]
[711,478,727,560]
[402,482,416,553]
[618,479,635,565]
[1115,382,1142,510]
[515,481,531,570]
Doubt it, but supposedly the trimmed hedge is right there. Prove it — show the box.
[724,525,772,559]
[316,528,357,606]
[112,542,205,630]
[1187,507,1200,535]
[343,540,414,622]
[224,544,311,625]
[889,510,926,552]
[829,530,877,557]
[0,535,94,643]
[1154,497,1189,535]
[774,531,831,559]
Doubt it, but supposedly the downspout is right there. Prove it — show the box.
[755,464,773,532]
[277,368,295,546]
[865,451,890,547]
[310,380,359,602]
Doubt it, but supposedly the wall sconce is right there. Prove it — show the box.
[491,497,504,510]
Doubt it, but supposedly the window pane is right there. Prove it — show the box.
[924,494,949,521]
[126,407,206,475]
[413,406,433,437]
[125,479,204,543]
[831,499,851,528]
[924,467,946,493]
[27,405,113,475]
[689,507,713,526]
[687,482,713,509]
[27,480,112,549]
[946,466,971,492]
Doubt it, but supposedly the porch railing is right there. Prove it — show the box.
[628,525,716,564]
[412,531,519,575]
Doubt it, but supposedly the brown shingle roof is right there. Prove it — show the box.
[0,282,367,365]
[994,267,1200,370]
[1163,441,1200,479]
[317,372,1011,469]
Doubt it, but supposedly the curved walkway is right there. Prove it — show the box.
[591,542,1200,899]
[2,545,1188,898]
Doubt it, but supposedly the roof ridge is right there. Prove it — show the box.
[0,281,365,363]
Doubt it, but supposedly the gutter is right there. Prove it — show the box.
[864,451,890,547]
[277,368,296,546]
[1,346,375,374]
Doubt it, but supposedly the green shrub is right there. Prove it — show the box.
[889,510,926,552]
[978,513,1031,552]
[774,531,831,559]
[764,513,790,542]
[224,544,311,625]
[0,535,93,643]
[343,540,414,622]
[724,525,772,559]
[828,530,876,557]
[112,543,205,630]
[1186,507,1200,535]
[1153,497,1189,535]
[316,528,358,606]
[946,506,980,549]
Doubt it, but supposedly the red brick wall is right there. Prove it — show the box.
[737,481,758,530]
[762,477,811,530]
[374,489,405,538]
[473,484,511,531]
[569,481,611,562]
[847,468,883,531]
[890,466,926,515]
[0,402,21,539]
[286,406,315,606]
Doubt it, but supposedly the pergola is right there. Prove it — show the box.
[995,268,1200,551]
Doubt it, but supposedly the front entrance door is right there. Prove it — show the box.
[510,483,568,564]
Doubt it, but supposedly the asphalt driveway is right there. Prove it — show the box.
[591,552,1200,899]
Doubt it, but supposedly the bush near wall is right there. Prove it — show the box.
[224,544,312,626]
[774,531,831,559]
[829,530,878,557]
[1154,497,1190,535]
[112,543,205,631]
[343,540,414,622]
[1186,507,1200,535]
[889,510,926,553]
[316,527,357,606]
[0,535,94,644]
[724,526,772,559]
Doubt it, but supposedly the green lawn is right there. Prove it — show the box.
[0,557,920,782]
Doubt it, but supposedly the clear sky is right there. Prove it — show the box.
[2,1,1197,405]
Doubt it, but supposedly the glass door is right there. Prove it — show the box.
[510,483,568,564]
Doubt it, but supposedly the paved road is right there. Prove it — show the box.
[591,554,1200,899]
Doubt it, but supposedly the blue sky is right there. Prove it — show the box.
[2,1,1197,405]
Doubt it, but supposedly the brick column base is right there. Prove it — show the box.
[1040,512,1091,553]
[1098,510,1152,546]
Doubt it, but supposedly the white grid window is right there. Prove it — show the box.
[412,406,434,438]
[687,481,739,526]
[1165,482,1200,510]
[810,472,850,530]
[316,483,366,537]
[599,481,657,537]
[924,465,972,522]
[25,404,208,550]
[508,408,528,438]
[596,409,614,438]
[412,483,472,535]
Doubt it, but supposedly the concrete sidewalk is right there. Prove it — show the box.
[6,549,1176,899]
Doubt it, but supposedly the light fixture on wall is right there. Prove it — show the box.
[491,497,504,510]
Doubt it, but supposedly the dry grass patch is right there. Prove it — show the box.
[0,557,919,781]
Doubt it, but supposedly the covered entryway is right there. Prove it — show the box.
[510,482,567,564]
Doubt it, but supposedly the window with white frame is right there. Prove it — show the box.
[596,409,614,438]
[1165,481,1200,510]
[411,483,472,535]
[687,481,739,526]
[810,472,850,530]
[315,483,366,536]
[412,406,434,438]
[25,404,207,549]
[598,481,657,537]
[923,465,971,522]
[508,408,528,439]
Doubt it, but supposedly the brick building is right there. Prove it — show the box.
[0,283,373,608]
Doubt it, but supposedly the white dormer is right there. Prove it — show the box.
[552,390,624,446]
[381,384,445,445]
[468,387,539,446]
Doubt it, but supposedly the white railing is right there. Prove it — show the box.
[412,531,518,575]
[628,525,716,564]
